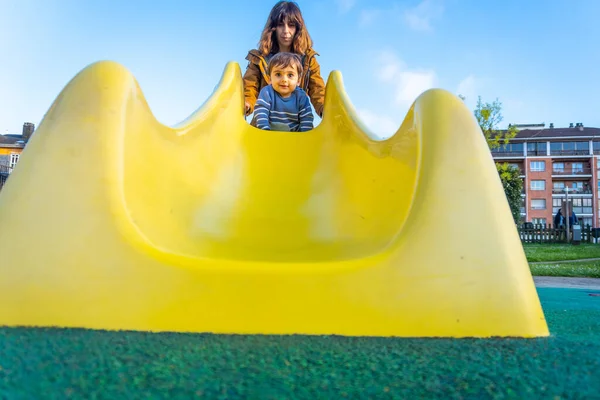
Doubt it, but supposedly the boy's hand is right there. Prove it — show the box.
[244,101,251,116]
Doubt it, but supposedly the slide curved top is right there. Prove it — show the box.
[4,60,502,269]
[39,60,422,266]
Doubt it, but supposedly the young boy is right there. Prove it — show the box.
[253,52,314,132]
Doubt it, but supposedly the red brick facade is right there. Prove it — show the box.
[491,124,600,228]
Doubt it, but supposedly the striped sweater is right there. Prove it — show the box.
[253,85,314,132]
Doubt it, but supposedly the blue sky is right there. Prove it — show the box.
[1,0,599,139]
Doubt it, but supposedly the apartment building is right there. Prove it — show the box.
[491,123,600,228]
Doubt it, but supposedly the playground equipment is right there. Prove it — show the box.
[0,61,549,337]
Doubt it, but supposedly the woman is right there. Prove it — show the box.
[243,1,326,121]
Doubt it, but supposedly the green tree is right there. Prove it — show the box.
[473,96,518,149]
[496,162,524,223]
[459,95,523,223]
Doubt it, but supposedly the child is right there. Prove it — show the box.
[243,1,325,121]
[253,52,314,132]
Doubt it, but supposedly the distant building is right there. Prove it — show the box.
[0,122,35,189]
[491,122,600,228]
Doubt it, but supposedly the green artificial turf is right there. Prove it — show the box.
[523,243,600,262]
[1,288,600,399]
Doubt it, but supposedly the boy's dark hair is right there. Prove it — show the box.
[268,52,303,77]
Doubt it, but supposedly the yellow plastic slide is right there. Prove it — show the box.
[0,61,548,337]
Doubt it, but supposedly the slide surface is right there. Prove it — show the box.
[0,61,548,337]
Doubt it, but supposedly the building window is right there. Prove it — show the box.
[8,153,19,171]
[593,141,600,155]
[492,143,523,155]
[520,197,526,214]
[552,198,563,213]
[550,141,589,155]
[530,161,545,172]
[531,180,545,190]
[527,142,546,156]
[581,217,593,227]
[553,162,564,173]
[572,198,593,214]
[531,199,546,210]
[572,163,584,173]
[508,163,520,170]
[532,218,546,225]
[584,198,592,208]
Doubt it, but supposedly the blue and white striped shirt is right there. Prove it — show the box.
[254,85,314,132]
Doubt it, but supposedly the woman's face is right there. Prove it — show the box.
[275,19,296,49]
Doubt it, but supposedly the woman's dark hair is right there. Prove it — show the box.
[258,1,313,56]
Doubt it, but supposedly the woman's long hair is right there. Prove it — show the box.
[258,1,313,56]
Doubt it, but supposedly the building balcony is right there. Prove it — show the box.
[551,188,593,195]
[527,150,547,156]
[550,150,591,157]
[575,208,594,214]
[492,152,525,159]
[551,168,593,176]
[552,207,594,215]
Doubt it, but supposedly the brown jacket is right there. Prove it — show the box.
[242,48,326,117]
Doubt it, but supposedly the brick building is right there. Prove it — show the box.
[491,123,600,228]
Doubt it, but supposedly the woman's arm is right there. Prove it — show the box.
[242,62,262,115]
[307,56,326,118]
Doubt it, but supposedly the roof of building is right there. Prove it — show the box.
[0,134,26,146]
[513,127,600,140]
[492,124,600,141]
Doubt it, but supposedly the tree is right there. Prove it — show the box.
[459,94,523,223]
[496,162,524,224]
[473,96,518,149]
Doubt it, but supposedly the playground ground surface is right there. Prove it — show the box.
[1,286,599,399]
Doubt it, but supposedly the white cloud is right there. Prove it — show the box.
[394,70,437,105]
[349,51,436,140]
[376,51,437,108]
[356,109,400,140]
[456,75,476,101]
[359,9,382,26]
[403,0,444,32]
[336,0,356,13]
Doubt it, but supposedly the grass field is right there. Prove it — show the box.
[530,261,600,278]
[523,243,599,262]
[523,243,600,278]
[1,287,599,399]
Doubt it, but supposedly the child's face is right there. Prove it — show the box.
[270,64,299,98]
